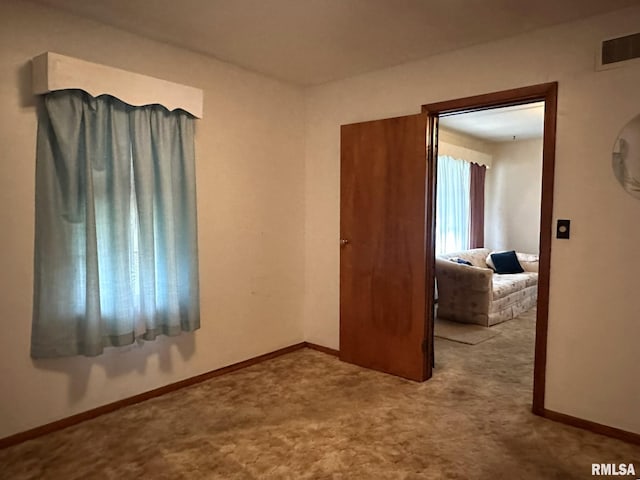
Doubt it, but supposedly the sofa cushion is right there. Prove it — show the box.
[516,253,539,272]
[492,273,538,300]
[490,250,524,274]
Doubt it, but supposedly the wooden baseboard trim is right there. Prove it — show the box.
[304,342,339,357]
[541,408,640,446]
[0,342,307,450]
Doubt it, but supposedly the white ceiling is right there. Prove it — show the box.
[439,102,545,143]
[35,0,640,86]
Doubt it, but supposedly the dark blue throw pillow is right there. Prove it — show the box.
[490,250,524,274]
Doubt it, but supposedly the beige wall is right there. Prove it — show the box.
[0,0,305,438]
[304,7,640,433]
[485,138,543,253]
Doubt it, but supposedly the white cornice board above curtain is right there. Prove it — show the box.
[32,52,204,118]
[438,141,493,168]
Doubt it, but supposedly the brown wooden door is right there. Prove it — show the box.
[340,113,431,381]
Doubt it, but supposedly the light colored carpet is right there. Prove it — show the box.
[1,309,639,479]
[434,317,500,344]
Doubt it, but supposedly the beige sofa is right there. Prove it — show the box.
[435,248,538,327]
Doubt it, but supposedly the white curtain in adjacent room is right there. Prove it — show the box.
[435,155,471,255]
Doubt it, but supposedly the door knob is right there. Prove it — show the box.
[340,239,350,246]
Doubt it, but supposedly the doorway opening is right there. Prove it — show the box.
[423,83,557,415]
[338,82,556,412]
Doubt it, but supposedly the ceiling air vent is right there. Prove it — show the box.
[597,32,640,71]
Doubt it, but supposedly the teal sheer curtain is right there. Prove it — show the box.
[435,155,470,255]
[32,90,200,358]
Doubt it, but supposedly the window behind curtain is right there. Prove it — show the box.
[435,155,471,255]
[31,90,200,358]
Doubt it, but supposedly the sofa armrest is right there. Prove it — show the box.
[435,259,493,292]
[435,259,493,323]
